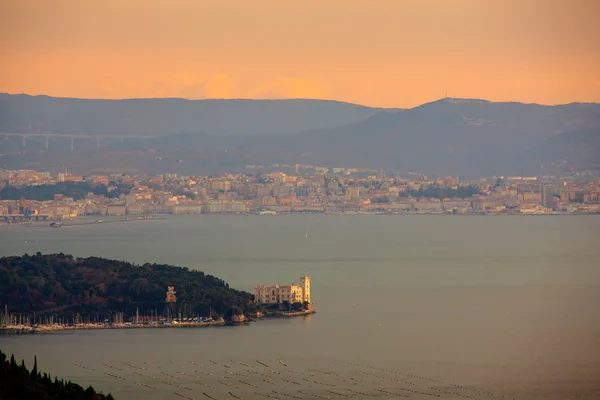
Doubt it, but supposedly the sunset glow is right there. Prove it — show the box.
[1,0,599,107]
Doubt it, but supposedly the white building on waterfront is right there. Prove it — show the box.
[254,276,311,305]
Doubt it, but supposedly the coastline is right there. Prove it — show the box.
[0,310,316,335]
[2,213,599,229]
[0,320,226,335]
[263,310,316,318]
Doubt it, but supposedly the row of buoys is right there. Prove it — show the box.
[174,393,193,400]
[121,361,145,370]
[374,388,409,398]
[428,385,493,399]
[193,381,214,389]
[238,379,258,388]
[162,371,180,379]
[345,360,508,399]
[193,370,212,376]
[264,368,282,375]
[283,368,315,377]
[294,370,315,377]
[97,356,506,400]
[104,372,126,380]
[217,379,238,389]
[73,363,95,371]
[308,368,333,375]
[353,369,402,383]
[229,391,243,399]
[324,389,354,398]
[228,371,249,378]
[332,377,361,386]
[161,379,190,390]
[256,360,270,368]
[231,359,253,368]
[272,390,302,399]
[103,362,121,370]
[348,388,376,397]
[136,382,157,390]
[203,393,218,400]
[181,371,202,379]
[247,369,274,378]
[297,390,330,399]
[253,392,281,399]
[303,377,335,387]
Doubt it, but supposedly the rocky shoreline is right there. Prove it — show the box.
[264,310,317,318]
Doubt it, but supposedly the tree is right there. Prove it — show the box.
[291,302,303,311]
[85,386,95,397]
[0,254,259,322]
[30,356,38,379]
[0,350,113,400]
[281,300,291,311]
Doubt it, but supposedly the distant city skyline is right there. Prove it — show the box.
[2,0,599,108]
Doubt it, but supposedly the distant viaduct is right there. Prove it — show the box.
[0,133,158,151]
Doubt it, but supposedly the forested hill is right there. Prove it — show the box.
[0,253,257,319]
[0,350,113,400]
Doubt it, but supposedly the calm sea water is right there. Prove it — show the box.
[1,215,599,399]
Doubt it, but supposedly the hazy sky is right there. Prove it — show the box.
[1,0,599,107]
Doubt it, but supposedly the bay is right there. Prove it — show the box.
[1,215,599,399]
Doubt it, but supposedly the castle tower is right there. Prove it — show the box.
[300,275,311,303]
[166,286,177,303]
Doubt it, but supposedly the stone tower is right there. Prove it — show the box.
[300,275,311,303]
[166,286,177,303]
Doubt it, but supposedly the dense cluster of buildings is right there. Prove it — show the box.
[1,167,600,222]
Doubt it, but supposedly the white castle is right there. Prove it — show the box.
[254,275,311,305]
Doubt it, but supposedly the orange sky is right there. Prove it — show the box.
[1,0,599,108]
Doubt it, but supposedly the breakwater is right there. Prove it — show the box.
[264,310,316,318]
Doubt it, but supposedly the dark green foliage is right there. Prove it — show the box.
[0,349,113,399]
[291,302,303,311]
[0,182,131,201]
[0,253,255,320]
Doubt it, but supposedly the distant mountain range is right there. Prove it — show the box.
[0,94,598,177]
[0,93,386,136]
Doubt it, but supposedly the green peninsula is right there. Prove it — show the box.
[0,253,258,325]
